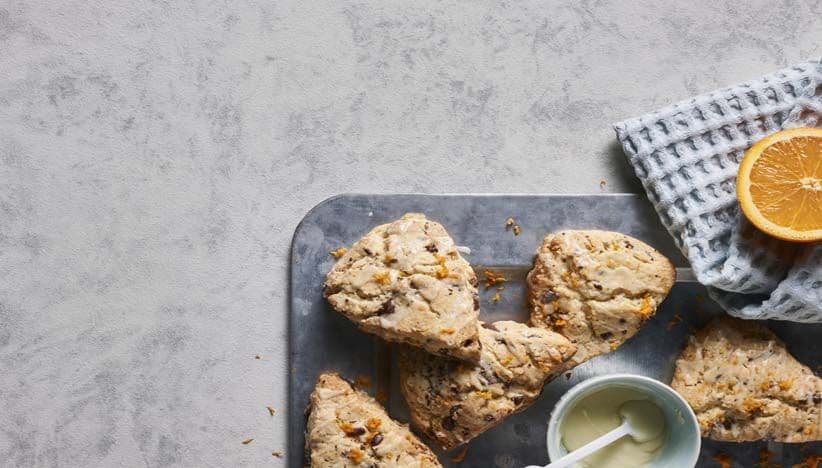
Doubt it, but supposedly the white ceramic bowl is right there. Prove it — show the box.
[547,374,701,467]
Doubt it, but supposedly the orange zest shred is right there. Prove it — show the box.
[561,271,579,288]
[435,254,450,279]
[348,448,364,463]
[339,421,366,437]
[639,294,654,316]
[330,247,348,258]
[484,270,507,288]
[366,417,381,431]
[372,271,391,284]
[742,396,765,413]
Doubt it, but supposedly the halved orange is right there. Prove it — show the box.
[737,127,822,242]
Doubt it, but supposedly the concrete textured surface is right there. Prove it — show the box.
[0,0,820,466]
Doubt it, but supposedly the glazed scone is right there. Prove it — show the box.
[324,213,481,361]
[526,230,675,369]
[305,373,442,467]
[399,321,576,449]
[671,317,821,442]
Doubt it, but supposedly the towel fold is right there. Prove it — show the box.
[614,59,821,322]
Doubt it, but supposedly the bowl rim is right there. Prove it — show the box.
[546,373,701,467]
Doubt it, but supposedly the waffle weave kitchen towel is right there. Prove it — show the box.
[614,58,821,322]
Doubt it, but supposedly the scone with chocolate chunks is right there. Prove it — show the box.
[527,230,675,369]
[324,213,481,361]
[671,317,821,442]
[399,321,576,450]
[305,373,442,467]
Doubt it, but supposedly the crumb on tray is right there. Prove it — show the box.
[666,313,682,330]
[505,217,521,235]
[449,446,468,463]
[798,454,822,468]
[758,448,771,468]
[355,374,371,388]
[376,388,388,403]
[483,270,507,288]
[713,453,732,468]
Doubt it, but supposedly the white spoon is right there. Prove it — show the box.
[526,400,665,468]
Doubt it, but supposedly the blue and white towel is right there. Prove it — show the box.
[614,59,821,322]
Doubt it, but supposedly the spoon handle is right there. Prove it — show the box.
[543,422,632,468]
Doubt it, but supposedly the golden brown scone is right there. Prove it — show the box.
[305,373,442,467]
[526,230,675,369]
[324,213,480,361]
[398,321,576,450]
[671,317,821,442]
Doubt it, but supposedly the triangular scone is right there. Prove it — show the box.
[399,321,576,449]
[671,317,821,442]
[324,213,481,361]
[526,230,675,369]
[306,373,442,467]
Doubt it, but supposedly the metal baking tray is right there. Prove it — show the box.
[289,194,821,467]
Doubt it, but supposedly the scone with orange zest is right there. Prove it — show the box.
[399,321,576,449]
[671,317,821,442]
[305,373,442,467]
[526,230,675,369]
[324,213,481,361]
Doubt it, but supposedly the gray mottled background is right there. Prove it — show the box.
[0,1,820,466]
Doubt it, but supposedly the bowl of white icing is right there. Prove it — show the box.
[546,374,701,468]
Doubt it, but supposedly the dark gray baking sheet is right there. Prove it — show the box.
[289,194,821,467]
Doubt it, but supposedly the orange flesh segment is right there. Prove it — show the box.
[748,135,822,232]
